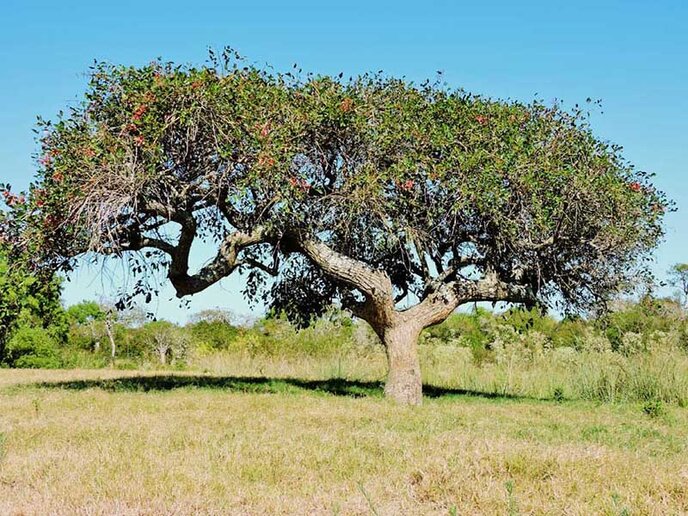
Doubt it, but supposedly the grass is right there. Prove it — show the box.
[190,343,688,405]
[1,367,688,514]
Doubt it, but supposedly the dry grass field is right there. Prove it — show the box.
[1,367,688,515]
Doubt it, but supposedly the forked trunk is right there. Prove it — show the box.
[382,323,422,405]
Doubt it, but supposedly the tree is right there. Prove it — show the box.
[66,300,107,352]
[66,300,106,325]
[142,321,189,365]
[669,264,688,308]
[189,308,253,327]
[3,51,669,404]
[0,247,65,361]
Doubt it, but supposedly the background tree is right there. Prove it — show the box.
[3,51,669,404]
[669,263,688,308]
[142,320,189,365]
[67,300,107,351]
[0,246,65,362]
[66,300,106,325]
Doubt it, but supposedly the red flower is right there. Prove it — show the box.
[7,194,26,206]
[258,155,276,167]
[401,180,414,191]
[629,182,642,192]
[52,171,64,182]
[132,104,148,121]
[134,135,145,146]
[475,115,488,125]
[288,176,310,192]
[340,98,354,113]
[260,123,271,138]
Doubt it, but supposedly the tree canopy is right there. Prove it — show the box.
[1,50,669,403]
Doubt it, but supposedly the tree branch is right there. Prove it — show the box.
[286,231,396,327]
[405,270,534,327]
[169,227,269,296]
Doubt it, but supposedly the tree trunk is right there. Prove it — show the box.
[382,323,422,405]
[105,318,116,365]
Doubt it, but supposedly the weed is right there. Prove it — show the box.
[553,386,565,403]
[505,480,519,516]
[643,400,665,419]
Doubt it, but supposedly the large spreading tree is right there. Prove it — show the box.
[2,51,668,404]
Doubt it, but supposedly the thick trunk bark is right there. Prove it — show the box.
[382,323,422,405]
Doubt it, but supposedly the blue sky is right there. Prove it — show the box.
[1,0,686,321]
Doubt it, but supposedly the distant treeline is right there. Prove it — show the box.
[2,295,687,370]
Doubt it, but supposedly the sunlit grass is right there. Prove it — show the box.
[1,365,688,514]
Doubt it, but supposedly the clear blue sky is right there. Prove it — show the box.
[1,0,686,321]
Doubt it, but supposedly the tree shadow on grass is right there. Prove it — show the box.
[33,374,534,401]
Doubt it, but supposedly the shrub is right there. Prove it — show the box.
[5,326,62,368]
[187,320,240,351]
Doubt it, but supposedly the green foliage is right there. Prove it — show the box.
[236,311,360,358]
[642,400,665,419]
[422,306,587,362]
[0,249,66,361]
[7,295,688,407]
[5,326,62,368]
[66,300,106,324]
[188,320,240,351]
[599,296,685,351]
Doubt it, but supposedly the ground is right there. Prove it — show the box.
[1,369,687,515]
